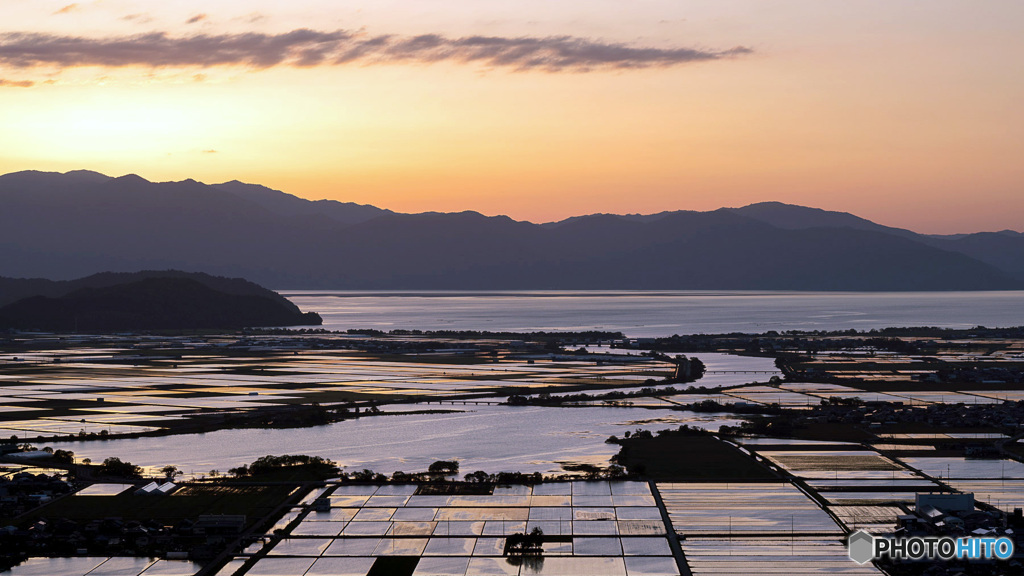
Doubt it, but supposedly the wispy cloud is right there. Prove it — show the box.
[0,29,751,73]
[186,14,207,25]
[121,14,153,24]
[53,4,79,16]
[0,78,35,87]
[240,13,268,25]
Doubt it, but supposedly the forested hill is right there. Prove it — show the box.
[0,272,322,331]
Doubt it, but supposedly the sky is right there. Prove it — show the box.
[1,1,1022,233]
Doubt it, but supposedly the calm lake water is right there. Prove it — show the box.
[281,290,1024,337]
[46,354,765,475]
[49,405,743,476]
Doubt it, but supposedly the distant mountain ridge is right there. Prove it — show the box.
[211,180,392,225]
[1,170,1022,290]
[727,202,918,237]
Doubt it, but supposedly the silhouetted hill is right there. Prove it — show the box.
[726,202,917,238]
[921,233,1024,282]
[1,170,1021,290]
[431,210,1015,290]
[212,180,391,224]
[0,275,322,331]
[0,270,313,308]
[720,202,1024,282]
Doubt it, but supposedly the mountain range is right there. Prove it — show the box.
[1,169,1022,291]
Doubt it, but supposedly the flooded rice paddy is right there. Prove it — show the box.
[0,557,201,576]
[657,483,841,535]
[4,331,1023,575]
[660,482,881,576]
[239,480,680,576]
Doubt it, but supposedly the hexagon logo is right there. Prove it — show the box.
[848,530,875,565]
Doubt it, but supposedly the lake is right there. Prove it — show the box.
[281,290,1024,337]
[49,405,744,477]
[43,353,768,476]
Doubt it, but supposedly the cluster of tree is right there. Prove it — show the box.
[229,454,337,477]
[333,465,548,484]
[97,457,143,478]
[387,471,418,483]
[558,463,628,479]
[160,465,182,479]
[51,449,75,464]
[343,469,388,482]
[427,460,460,474]
[354,466,628,485]
[690,358,708,379]
[464,471,544,484]
[606,425,708,445]
[506,527,545,556]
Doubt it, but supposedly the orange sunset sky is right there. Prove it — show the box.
[1,1,1022,233]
